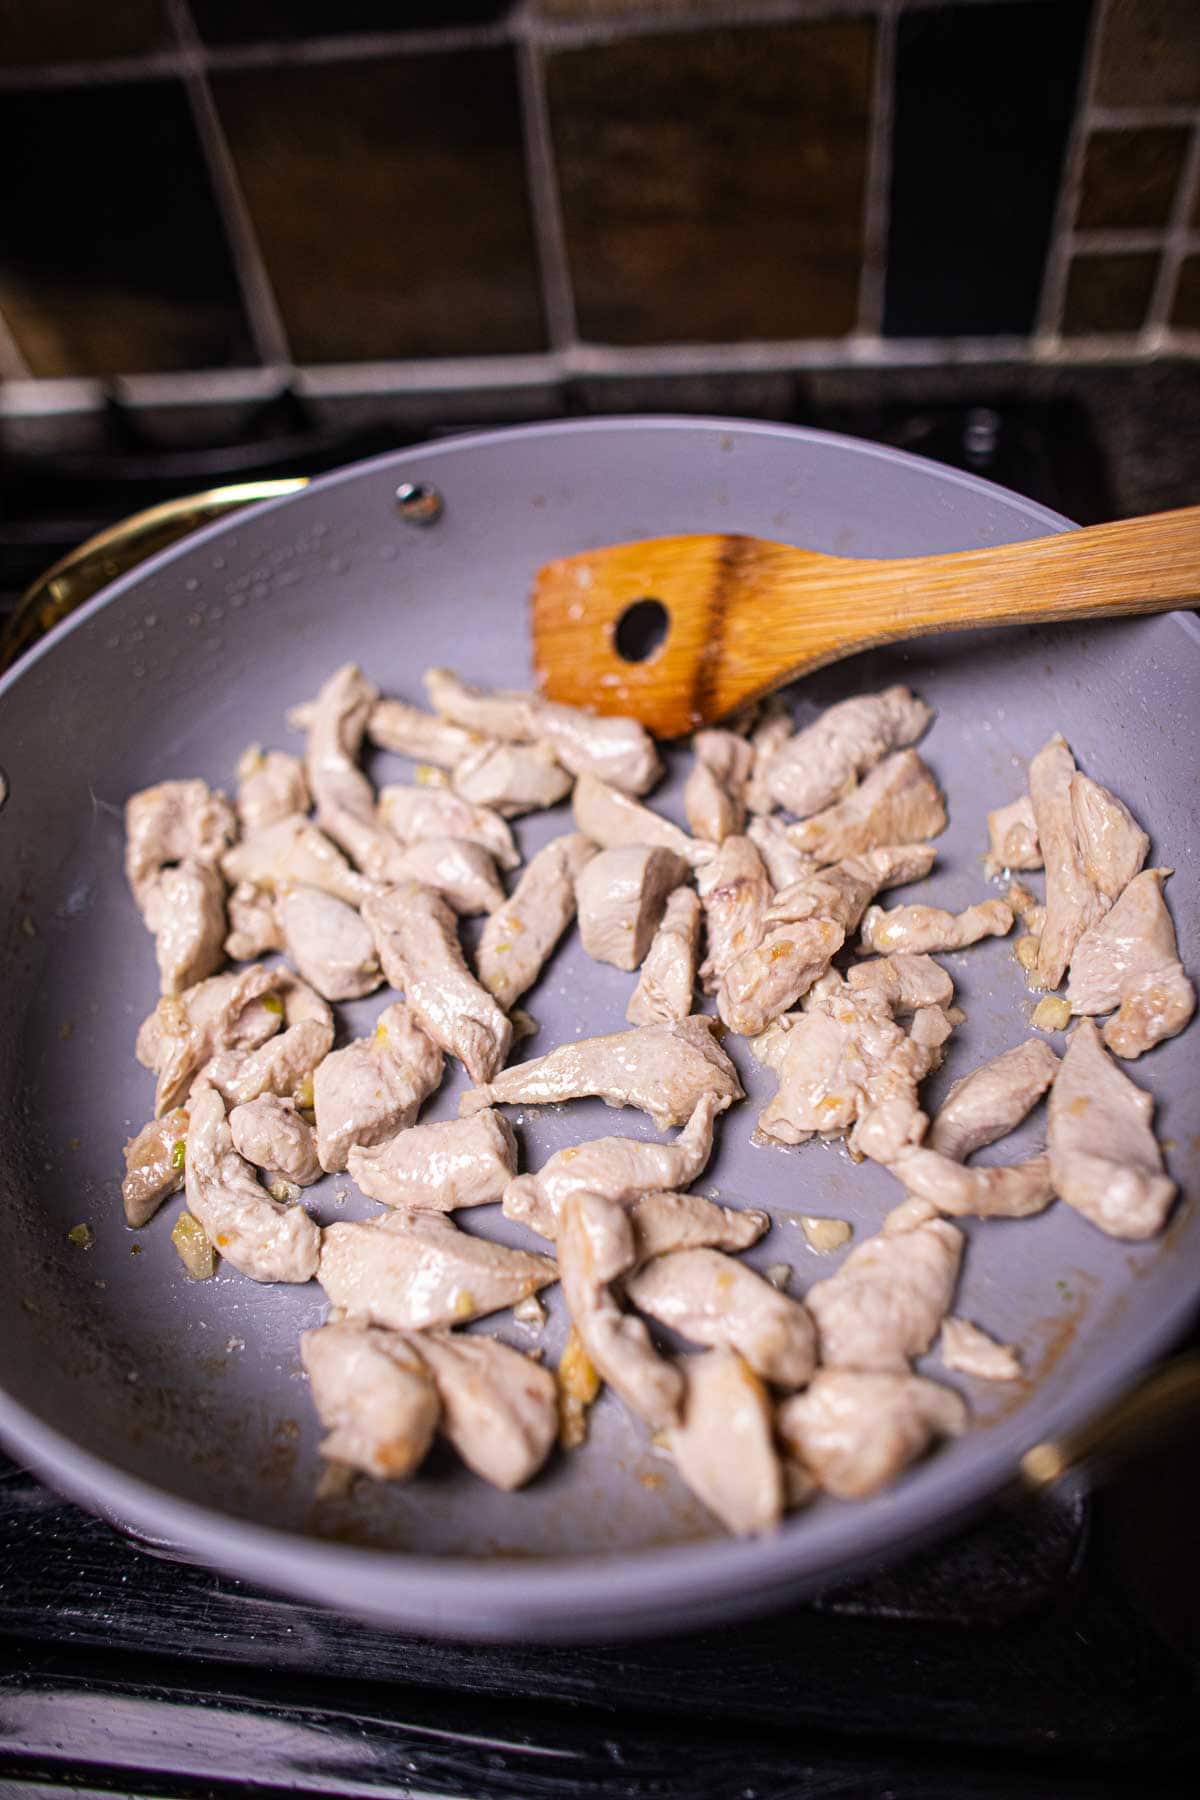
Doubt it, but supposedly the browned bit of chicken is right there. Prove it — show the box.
[939,1317,1021,1381]
[312,1001,443,1174]
[889,1148,1055,1218]
[378,783,520,871]
[846,953,955,1013]
[276,883,381,1002]
[139,965,284,1115]
[928,1038,1060,1161]
[777,1369,967,1500]
[366,697,480,769]
[627,887,702,1026]
[122,1108,191,1227]
[1048,1017,1176,1239]
[859,898,1013,957]
[577,845,690,972]
[225,881,283,962]
[762,686,933,819]
[222,814,376,908]
[125,778,237,910]
[364,882,513,1085]
[1066,867,1195,1058]
[626,1247,816,1389]
[984,794,1041,877]
[300,1320,440,1481]
[462,1015,743,1132]
[204,975,334,1111]
[373,836,505,916]
[318,1210,557,1330]
[304,663,419,884]
[235,748,310,834]
[684,730,754,842]
[452,739,572,818]
[785,750,947,863]
[768,844,938,935]
[746,814,817,889]
[405,1330,558,1490]
[805,1214,962,1371]
[228,1093,322,1192]
[717,917,846,1037]
[185,1084,320,1283]
[348,1108,517,1212]
[697,835,771,992]
[668,1349,783,1535]
[572,770,713,868]
[477,833,597,1009]
[143,860,228,995]
[745,701,794,816]
[627,1189,770,1266]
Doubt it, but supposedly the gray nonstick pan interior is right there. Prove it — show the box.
[0,417,1196,1641]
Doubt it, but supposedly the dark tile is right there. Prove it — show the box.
[1170,255,1200,330]
[1077,127,1189,230]
[885,1,1091,338]
[1061,252,1158,335]
[1094,0,1200,108]
[191,2,508,45]
[0,0,166,68]
[211,50,544,361]
[0,80,253,376]
[547,19,875,345]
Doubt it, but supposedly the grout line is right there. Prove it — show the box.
[514,26,578,353]
[856,0,898,335]
[0,305,33,380]
[1144,120,1200,339]
[1088,103,1200,131]
[1034,0,1107,340]
[1070,228,1173,254]
[0,50,185,93]
[202,21,513,73]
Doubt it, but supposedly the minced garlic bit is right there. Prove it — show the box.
[263,992,284,1016]
[235,743,265,782]
[764,1263,791,1290]
[1032,995,1071,1032]
[171,1210,216,1280]
[294,1072,315,1110]
[415,763,449,788]
[170,1138,187,1171]
[800,1215,852,1252]
[513,1293,547,1329]
[557,1325,601,1450]
[67,1222,94,1249]
[1014,935,1040,972]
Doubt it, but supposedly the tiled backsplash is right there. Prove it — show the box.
[0,0,1198,414]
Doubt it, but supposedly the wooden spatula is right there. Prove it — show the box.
[531,508,1200,738]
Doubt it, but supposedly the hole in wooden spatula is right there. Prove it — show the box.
[614,597,669,663]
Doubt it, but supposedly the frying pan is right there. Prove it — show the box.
[1,417,1197,1643]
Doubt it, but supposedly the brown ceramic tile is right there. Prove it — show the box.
[211,50,545,362]
[1061,252,1159,335]
[1094,0,1200,108]
[547,19,875,344]
[191,2,507,44]
[0,80,253,376]
[1077,128,1189,230]
[1170,255,1200,329]
[0,0,166,68]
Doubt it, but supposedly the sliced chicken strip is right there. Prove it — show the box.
[378,782,519,871]
[300,1321,439,1481]
[313,1001,443,1174]
[805,1216,962,1370]
[1072,770,1150,904]
[859,898,1012,956]
[626,1248,816,1389]
[531,700,661,796]
[143,861,227,995]
[205,975,334,1110]
[777,1370,967,1500]
[939,1317,1021,1382]
[768,844,937,934]
[697,835,771,992]
[1066,868,1195,1057]
[558,1191,682,1429]
[577,845,689,971]
[374,836,505,916]
[235,747,310,834]
[753,982,908,1148]
[141,966,283,1114]
[452,739,572,817]
[717,917,845,1036]
[424,667,537,740]
[477,833,597,1009]
[847,953,954,1012]
[222,814,375,908]
[406,1330,557,1490]
[627,887,702,1025]
[573,771,713,868]
[122,1109,190,1227]
[984,794,1041,876]
[1030,736,1147,991]
[276,883,381,1002]
[669,1350,783,1536]
[367,697,480,769]
[763,686,933,818]
[185,1085,320,1283]
[747,815,816,889]
[349,1108,517,1211]
[125,778,237,909]
[229,1093,322,1192]
[928,1038,1060,1161]
[304,663,418,884]
[225,881,283,961]
[319,1211,556,1329]
[785,750,947,863]
[628,1189,769,1265]
[462,1015,743,1131]
[1048,1017,1176,1239]
[502,1092,723,1239]
[745,702,793,815]
[890,1148,1055,1218]
[364,883,512,1085]
[850,1007,954,1166]
[684,730,754,842]
[1104,963,1196,1061]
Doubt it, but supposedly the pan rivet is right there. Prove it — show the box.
[395,482,443,526]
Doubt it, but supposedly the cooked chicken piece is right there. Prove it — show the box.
[348,1108,517,1211]
[717,918,845,1036]
[1048,1017,1176,1239]
[576,845,689,971]
[275,883,381,1002]
[768,844,937,935]
[225,880,283,961]
[626,1248,816,1389]
[777,1370,967,1500]
[228,1093,322,1192]
[406,1330,557,1490]
[125,778,237,909]
[372,836,505,916]
[204,975,334,1110]
[573,771,712,868]
[222,814,375,908]
[939,1317,1020,1382]
[303,663,419,884]
[424,667,537,740]
[753,981,906,1147]
[378,782,519,871]
[1008,879,1046,931]
[786,750,947,862]
[697,835,771,991]
[122,1108,190,1227]
[745,702,794,815]
[319,1210,556,1329]
[502,1091,723,1238]
[300,1320,439,1480]
[746,815,816,889]
[847,953,954,1012]
[367,697,480,769]
[850,1005,955,1165]
[235,747,310,834]
[463,1015,743,1131]
[684,730,754,842]
[477,833,597,1009]
[531,699,661,796]
[452,739,572,817]
[627,887,702,1025]
[668,1349,783,1535]
[1072,771,1150,903]
[890,1148,1055,1218]
[984,794,1041,876]
[312,1001,443,1173]
[763,686,933,819]
[184,1084,319,1283]
[143,861,227,995]
[859,898,1013,956]
[1104,963,1196,1061]
[628,1188,769,1265]
[363,883,512,1085]
[139,965,283,1114]
[557,1191,682,1429]
[805,1216,962,1370]
[928,1038,1060,1161]
[1066,868,1195,1057]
